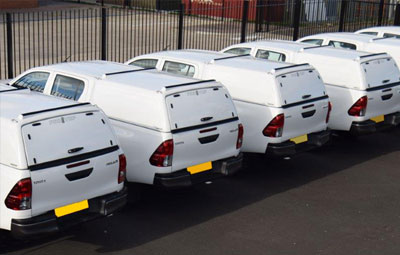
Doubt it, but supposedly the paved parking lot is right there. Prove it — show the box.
[2,128,400,255]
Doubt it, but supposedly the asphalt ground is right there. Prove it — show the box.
[1,127,400,254]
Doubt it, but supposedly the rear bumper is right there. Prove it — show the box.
[10,188,127,239]
[266,129,331,157]
[350,112,400,135]
[153,153,243,189]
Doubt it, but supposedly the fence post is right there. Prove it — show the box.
[377,0,385,26]
[101,8,107,61]
[338,0,347,32]
[240,0,249,43]
[178,3,184,49]
[292,0,301,41]
[6,13,13,79]
[395,2,400,25]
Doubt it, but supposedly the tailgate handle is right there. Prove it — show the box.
[201,117,213,122]
[302,94,311,99]
[198,134,219,144]
[68,147,84,154]
[65,168,93,181]
[302,110,316,118]
[381,94,393,101]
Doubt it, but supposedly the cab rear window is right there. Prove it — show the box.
[51,75,85,101]
[162,61,195,77]
[129,59,158,68]
[328,40,357,50]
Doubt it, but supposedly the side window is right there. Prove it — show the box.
[360,32,378,36]
[328,40,357,50]
[255,49,286,62]
[300,39,323,46]
[51,75,85,101]
[129,59,158,69]
[162,61,195,77]
[12,72,50,92]
[223,47,251,55]
[383,33,400,39]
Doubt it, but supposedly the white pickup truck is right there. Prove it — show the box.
[221,40,400,134]
[0,85,127,238]
[8,61,243,189]
[297,32,400,67]
[125,50,331,156]
[355,26,400,39]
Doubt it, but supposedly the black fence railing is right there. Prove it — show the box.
[0,0,399,80]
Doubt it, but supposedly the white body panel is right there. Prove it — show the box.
[9,61,241,185]
[297,32,400,67]
[221,40,400,131]
[355,26,400,38]
[0,86,123,231]
[125,50,329,154]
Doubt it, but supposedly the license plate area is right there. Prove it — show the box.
[371,115,384,123]
[290,134,308,144]
[187,161,212,175]
[55,200,89,218]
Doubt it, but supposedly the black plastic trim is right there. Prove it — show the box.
[303,45,331,50]
[171,117,239,134]
[366,82,400,92]
[359,52,387,59]
[165,79,216,89]
[273,63,310,71]
[213,54,250,61]
[104,67,155,76]
[22,103,91,117]
[29,146,119,171]
[0,87,29,93]
[282,95,329,109]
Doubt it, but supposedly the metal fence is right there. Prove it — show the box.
[0,0,399,79]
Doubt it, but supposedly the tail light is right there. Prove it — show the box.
[348,96,368,117]
[118,154,127,184]
[236,124,244,149]
[5,178,32,210]
[149,139,174,167]
[263,114,284,137]
[326,102,332,123]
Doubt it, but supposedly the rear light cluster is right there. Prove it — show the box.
[348,96,368,117]
[118,154,127,184]
[150,139,174,167]
[326,102,332,123]
[5,178,32,211]
[236,124,244,149]
[263,114,284,137]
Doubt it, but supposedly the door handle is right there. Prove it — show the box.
[381,94,393,101]
[68,147,84,154]
[65,168,93,181]
[198,134,219,144]
[302,110,316,118]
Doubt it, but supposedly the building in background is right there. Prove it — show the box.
[0,0,39,9]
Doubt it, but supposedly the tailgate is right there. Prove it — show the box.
[362,57,400,118]
[365,83,400,119]
[165,86,240,171]
[276,69,329,140]
[362,57,400,89]
[22,111,121,216]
